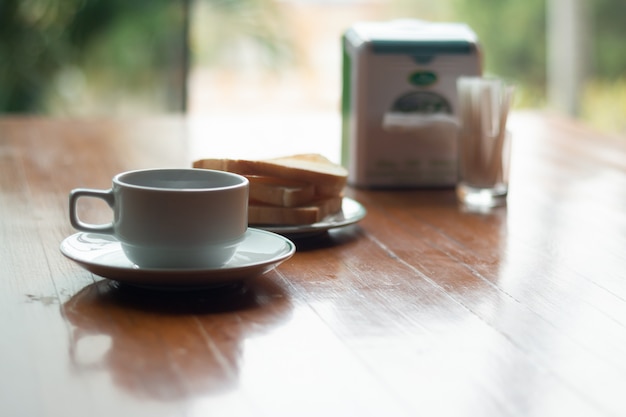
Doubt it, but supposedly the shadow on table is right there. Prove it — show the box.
[288,224,366,252]
[61,276,292,401]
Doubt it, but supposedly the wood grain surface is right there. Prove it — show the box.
[1,112,625,417]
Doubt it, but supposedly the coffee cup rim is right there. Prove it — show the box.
[113,168,248,191]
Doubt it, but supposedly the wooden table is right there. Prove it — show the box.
[1,111,626,417]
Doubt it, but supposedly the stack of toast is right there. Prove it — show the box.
[193,154,348,225]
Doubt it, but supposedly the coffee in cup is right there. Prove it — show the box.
[69,168,249,268]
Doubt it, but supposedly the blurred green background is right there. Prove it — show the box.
[1,0,624,134]
[0,0,190,113]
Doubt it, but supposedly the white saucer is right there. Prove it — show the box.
[60,228,295,290]
[257,197,367,237]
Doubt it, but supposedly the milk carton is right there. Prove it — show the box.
[341,20,482,187]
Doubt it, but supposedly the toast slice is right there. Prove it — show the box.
[193,154,347,198]
[248,196,343,225]
[247,175,316,207]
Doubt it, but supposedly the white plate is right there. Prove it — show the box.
[60,228,295,290]
[257,197,366,237]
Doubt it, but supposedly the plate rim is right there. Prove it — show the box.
[255,196,366,235]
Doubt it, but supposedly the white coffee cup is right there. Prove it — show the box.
[69,168,249,268]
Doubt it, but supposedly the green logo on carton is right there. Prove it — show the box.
[409,71,437,86]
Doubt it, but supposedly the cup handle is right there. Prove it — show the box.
[69,188,115,234]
